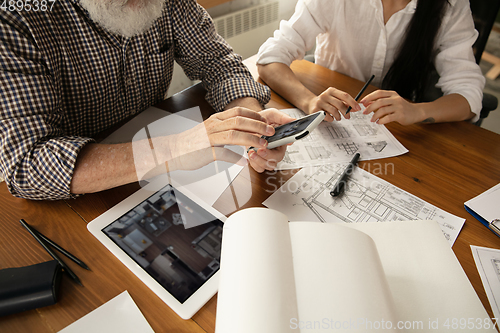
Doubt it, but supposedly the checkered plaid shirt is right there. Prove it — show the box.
[0,0,270,200]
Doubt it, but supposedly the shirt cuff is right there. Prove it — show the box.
[205,77,271,112]
[8,136,94,200]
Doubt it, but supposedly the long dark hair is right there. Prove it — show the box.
[382,0,449,102]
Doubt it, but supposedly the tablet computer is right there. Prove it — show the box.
[87,177,225,319]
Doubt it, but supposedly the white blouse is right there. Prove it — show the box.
[257,0,485,122]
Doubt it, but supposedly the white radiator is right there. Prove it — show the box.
[213,1,280,59]
[167,2,279,97]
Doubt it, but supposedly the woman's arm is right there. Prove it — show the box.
[360,91,474,125]
[431,0,485,122]
[361,1,483,125]
[258,63,316,114]
[258,62,360,121]
[256,0,361,121]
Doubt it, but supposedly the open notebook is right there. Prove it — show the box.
[216,208,494,333]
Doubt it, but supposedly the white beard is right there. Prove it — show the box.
[80,0,165,38]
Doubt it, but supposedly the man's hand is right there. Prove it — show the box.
[71,107,294,194]
[170,107,275,159]
[246,108,295,173]
[167,107,284,173]
[171,107,294,173]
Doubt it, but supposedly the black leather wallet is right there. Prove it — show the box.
[0,260,62,317]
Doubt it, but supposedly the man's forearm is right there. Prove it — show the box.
[70,135,175,194]
[69,105,276,194]
[70,143,139,194]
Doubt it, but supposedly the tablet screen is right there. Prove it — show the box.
[102,184,223,303]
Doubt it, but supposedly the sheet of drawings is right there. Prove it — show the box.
[263,164,465,246]
[276,108,408,170]
[471,246,500,320]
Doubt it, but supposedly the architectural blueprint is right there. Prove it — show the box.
[471,246,500,320]
[276,108,408,170]
[263,164,465,246]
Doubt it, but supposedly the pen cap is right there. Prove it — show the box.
[0,260,62,317]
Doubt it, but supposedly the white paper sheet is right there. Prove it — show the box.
[216,208,398,333]
[465,183,500,223]
[263,164,465,246]
[471,245,500,320]
[216,209,299,333]
[58,291,154,333]
[288,222,398,332]
[216,208,494,332]
[346,221,494,332]
[275,108,408,170]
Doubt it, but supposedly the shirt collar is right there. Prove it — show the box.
[370,0,418,13]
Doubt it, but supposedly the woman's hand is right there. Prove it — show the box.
[360,90,425,125]
[306,87,361,122]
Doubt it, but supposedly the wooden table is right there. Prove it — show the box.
[1,59,500,332]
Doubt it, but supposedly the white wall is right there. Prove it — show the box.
[277,0,298,20]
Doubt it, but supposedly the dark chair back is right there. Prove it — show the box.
[469,0,500,64]
[423,0,499,122]
[469,0,500,122]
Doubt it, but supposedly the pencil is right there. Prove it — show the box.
[20,219,83,286]
[32,227,91,271]
[346,74,375,114]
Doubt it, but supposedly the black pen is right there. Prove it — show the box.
[31,227,91,271]
[330,153,360,197]
[346,74,375,114]
[20,219,83,286]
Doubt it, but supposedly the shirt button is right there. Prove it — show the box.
[126,79,133,86]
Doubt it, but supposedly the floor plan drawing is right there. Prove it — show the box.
[367,141,387,152]
[353,124,378,136]
[305,146,332,159]
[275,108,408,170]
[337,142,359,155]
[263,164,465,246]
[471,246,500,320]
[493,259,500,282]
[327,125,351,139]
